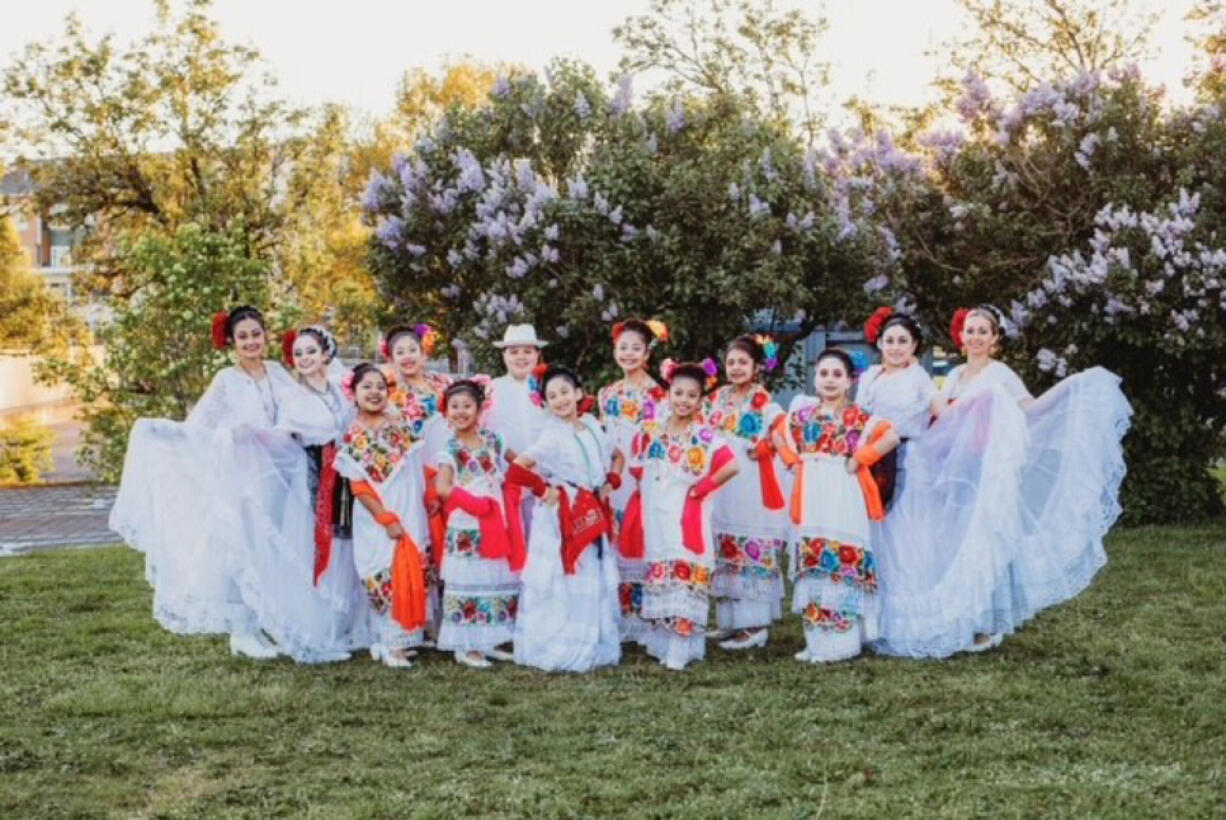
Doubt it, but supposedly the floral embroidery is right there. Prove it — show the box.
[342,419,417,483]
[445,527,480,557]
[618,581,644,618]
[637,421,719,477]
[656,616,701,638]
[442,593,518,625]
[447,429,505,488]
[599,380,666,425]
[363,568,394,615]
[796,536,877,592]
[644,559,713,590]
[389,371,452,437]
[703,385,773,443]
[801,601,859,633]
[789,403,872,457]
[715,533,785,579]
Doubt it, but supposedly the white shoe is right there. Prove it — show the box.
[484,648,515,663]
[455,650,492,669]
[370,644,414,668]
[230,631,278,660]
[719,630,768,651]
[966,632,1004,654]
[794,648,812,663]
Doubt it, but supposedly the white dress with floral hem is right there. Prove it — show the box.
[436,429,520,652]
[702,384,790,632]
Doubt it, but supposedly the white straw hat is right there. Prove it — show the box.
[492,323,549,348]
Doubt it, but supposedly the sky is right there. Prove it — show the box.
[0,0,1207,126]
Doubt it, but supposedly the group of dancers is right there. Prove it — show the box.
[110,304,1132,672]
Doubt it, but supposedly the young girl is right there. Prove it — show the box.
[776,349,899,664]
[434,380,521,669]
[384,323,453,462]
[703,334,789,651]
[623,360,738,671]
[334,363,430,668]
[597,318,669,642]
[507,365,624,672]
[874,306,1131,657]
[110,305,336,659]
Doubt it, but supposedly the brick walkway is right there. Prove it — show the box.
[0,484,118,555]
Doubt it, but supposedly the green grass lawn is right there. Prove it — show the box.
[2,528,1225,818]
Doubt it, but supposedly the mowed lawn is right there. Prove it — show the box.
[1,527,1224,818]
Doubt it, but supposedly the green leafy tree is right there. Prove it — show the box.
[0,212,81,353]
[363,60,888,386]
[614,0,830,143]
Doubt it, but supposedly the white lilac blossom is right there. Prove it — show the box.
[748,194,770,218]
[541,245,561,264]
[771,239,783,255]
[406,244,427,258]
[375,217,405,250]
[1075,132,1101,170]
[492,75,511,97]
[592,283,605,302]
[567,174,589,200]
[760,148,777,182]
[454,148,485,193]
[611,74,633,115]
[646,133,659,155]
[862,274,889,293]
[544,224,560,241]
[956,72,993,123]
[666,98,685,134]
[447,249,464,268]
[574,92,591,120]
[608,205,624,226]
[441,284,461,299]
[593,192,610,215]
[361,171,393,214]
[506,257,530,279]
[555,325,570,339]
[728,182,740,203]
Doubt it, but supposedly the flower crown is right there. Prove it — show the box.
[753,334,780,372]
[211,311,229,351]
[864,307,893,345]
[612,318,670,349]
[661,357,719,391]
[281,329,299,366]
[380,322,439,359]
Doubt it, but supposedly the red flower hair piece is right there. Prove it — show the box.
[281,329,298,367]
[379,338,391,360]
[340,370,357,403]
[660,358,679,382]
[211,311,229,351]
[864,306,893,345]
[950,308,970,349]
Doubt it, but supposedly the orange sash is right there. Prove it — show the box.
[351,480,428,631]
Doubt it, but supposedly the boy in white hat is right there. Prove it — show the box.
[485,324,550,457]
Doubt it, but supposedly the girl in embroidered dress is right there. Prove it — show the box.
[775,349,900,664]
[703,335,790,651]
[334,364,430,668]
[623,360,738,671]
[872,307,1131,657]
[507,365,624,672]
[434,380,522,669]
[597,318,669,643]
[110,306,337,660]
[384,323,453,462]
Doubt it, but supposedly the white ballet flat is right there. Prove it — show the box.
[719,630,768,651]
[793,648,813,663]
[662,656,688,671]
[483,648,515,663]
[370,644,415,668]
[455,651,492,669]
[229,631,278,660]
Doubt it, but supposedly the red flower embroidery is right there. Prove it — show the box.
[673,562,692,581]
[751,390,768,409]
[838,545,859,565]
[462,601,478,620]
[675,618,694,637]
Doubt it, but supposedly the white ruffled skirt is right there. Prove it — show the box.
[873,368,1131,658]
